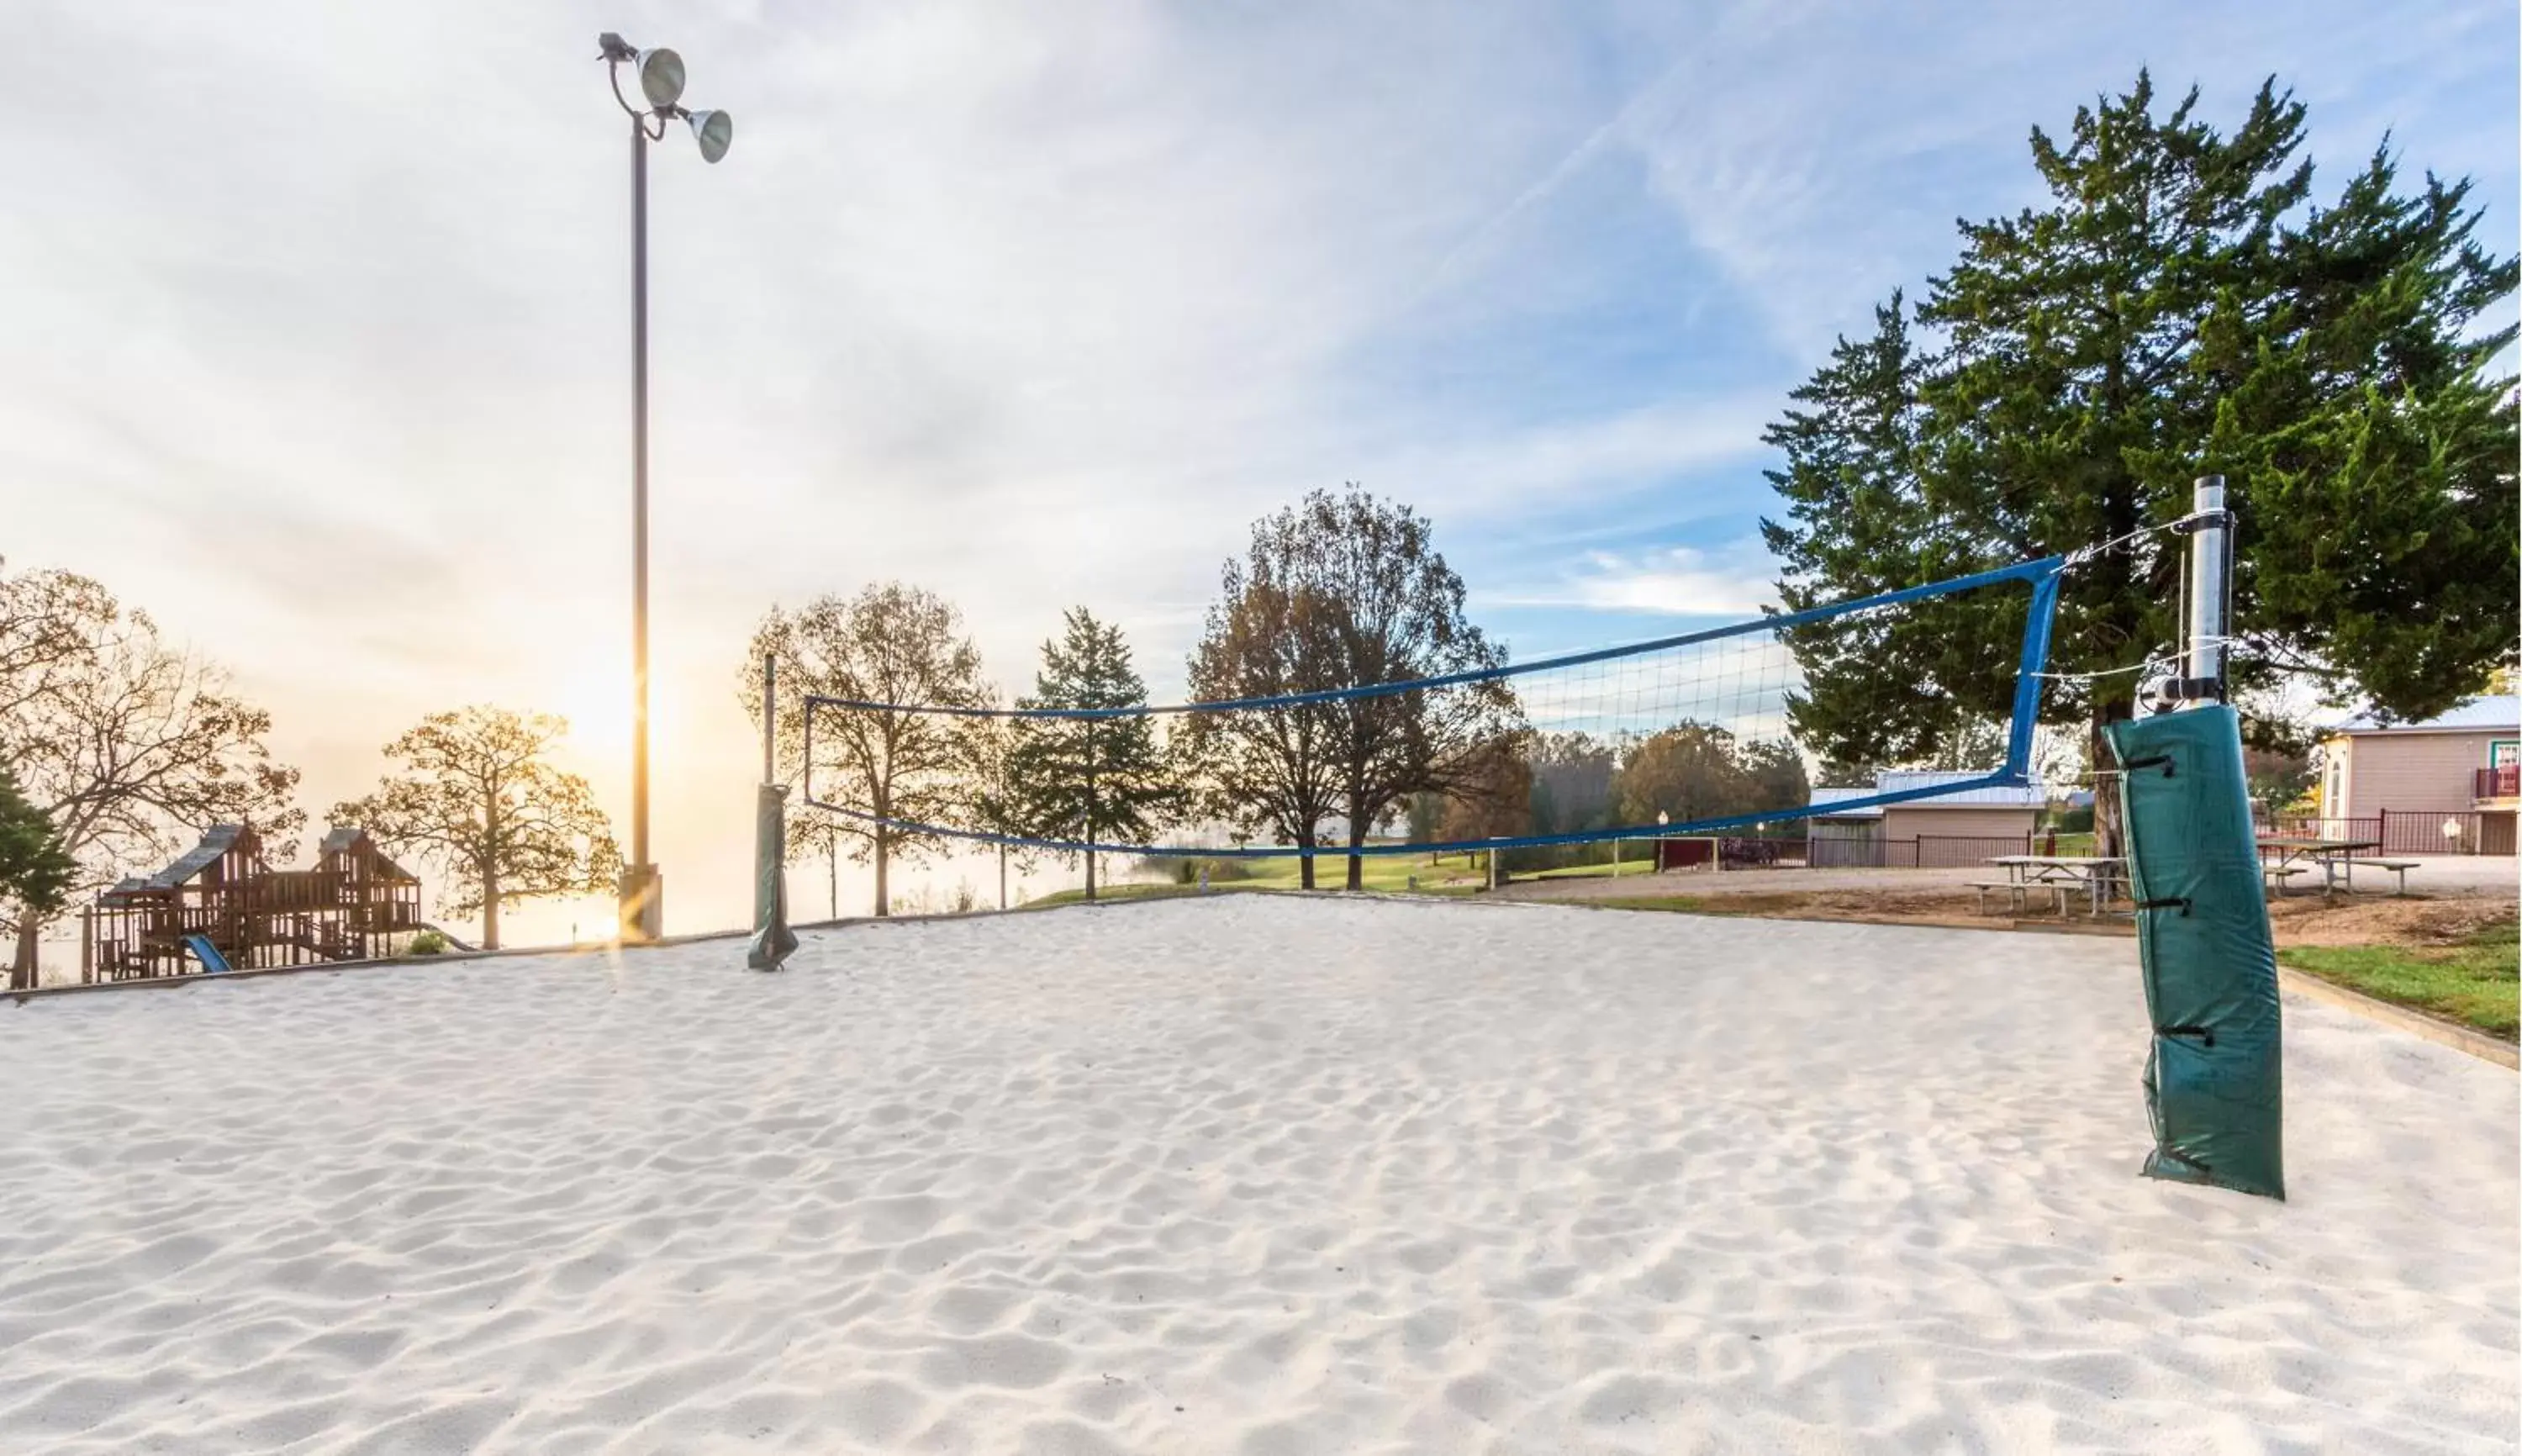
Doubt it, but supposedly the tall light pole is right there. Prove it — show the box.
[598,34,732,942]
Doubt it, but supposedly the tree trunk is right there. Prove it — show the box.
[1344,778,1368,890]
[10,917,39,991]
[2091,704,2134,859]
[828,846,838,920]
[1297,829,1316,889]
[1084,849,1097,902]
[998,844,1008,910]
[874,835,890,916]
[483,867,501,952]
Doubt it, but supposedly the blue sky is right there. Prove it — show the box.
[4,0,2514,928]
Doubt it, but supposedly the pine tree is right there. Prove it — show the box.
[1764,71,2518,850]
[1007,608,1177,900]
[0,764,75,957]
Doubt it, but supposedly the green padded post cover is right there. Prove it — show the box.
[747,783,799,972]
[2106,705,2284,1200]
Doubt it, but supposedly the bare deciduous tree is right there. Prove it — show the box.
[958,712,1037,911]
[1180,565,1345,889]
[1186,487,1521,891]
[334,707,620,951]
[742,583,989,917]
[0,563,116,731]
[0,566,303,986]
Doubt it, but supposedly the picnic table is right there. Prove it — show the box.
[2255,836,2382,895]
[1979,855,2127,917]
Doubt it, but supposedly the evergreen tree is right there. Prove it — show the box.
[0,764,75,953]
[1007,608,1176,900]
[1765,72,2517,850]
[1403,789,1445,861]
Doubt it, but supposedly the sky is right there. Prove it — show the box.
[5,0,2515,950]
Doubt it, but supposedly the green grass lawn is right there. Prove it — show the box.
[2278,920,2519,1041]
[1024,850,1490,908]
[1022,882,1213,910]
[1230,852,1464,892]
[1027,844,1664,906]
[1527,855,1662,882]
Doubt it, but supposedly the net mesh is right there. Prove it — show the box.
[800,558,2065,863]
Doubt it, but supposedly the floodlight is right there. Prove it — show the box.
[688,109,733,163]
[635,47,687,108]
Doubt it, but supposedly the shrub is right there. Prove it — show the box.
[407,929,449,957]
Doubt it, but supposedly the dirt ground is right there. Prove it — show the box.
[1494,865,2517,950]
[2264,892,2517,948]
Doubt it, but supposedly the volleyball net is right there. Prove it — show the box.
[798,557,2066,862]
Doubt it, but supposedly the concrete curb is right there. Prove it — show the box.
[2276,966,2519,1069]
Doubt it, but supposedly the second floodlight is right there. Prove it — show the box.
[688,110,733,163]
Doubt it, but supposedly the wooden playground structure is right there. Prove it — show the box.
[80,825,424,984]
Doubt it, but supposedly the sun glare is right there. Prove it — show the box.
[553,658,635,757]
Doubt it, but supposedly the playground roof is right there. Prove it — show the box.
[144,824,250,889]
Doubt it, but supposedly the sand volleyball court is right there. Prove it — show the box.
[0,896,2511,1453]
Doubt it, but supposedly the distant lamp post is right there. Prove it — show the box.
[597,33,733,943]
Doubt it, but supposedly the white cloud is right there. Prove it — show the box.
[2,0,2508,938]
[1497,538,1778,619]
[1576,0,2520,356]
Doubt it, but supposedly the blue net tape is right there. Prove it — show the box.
[800,557,2066,859]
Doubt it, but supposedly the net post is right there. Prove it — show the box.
[747,652,798,972]
[2003,566,2065,779]
[761,653,777,785]
[2185,475,2229,705]
[1083,720,1099,903]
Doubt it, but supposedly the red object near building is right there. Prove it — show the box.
[1654,836,1716,872]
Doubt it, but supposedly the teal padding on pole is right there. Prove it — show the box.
[747,783,799,972]
[2106,705,2284,1200]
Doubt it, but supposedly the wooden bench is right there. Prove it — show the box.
[1969,880,2068,916]
[2338,858,2419,895]
[2262,865,2308,896]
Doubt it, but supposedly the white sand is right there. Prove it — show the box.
[0,897,2512,1454]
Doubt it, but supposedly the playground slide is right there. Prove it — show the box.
[182,935,234,973]
[421,923,477,952]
